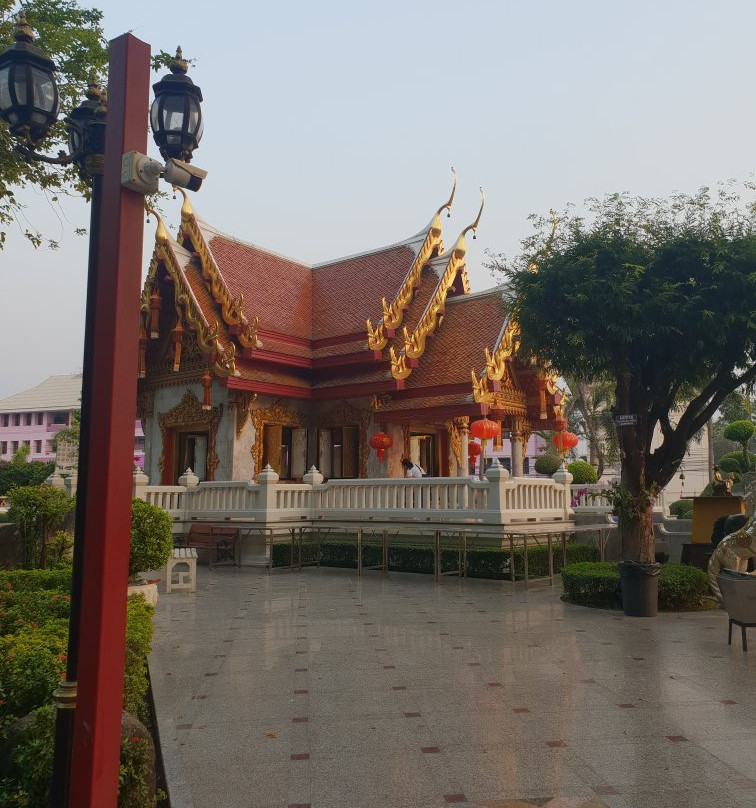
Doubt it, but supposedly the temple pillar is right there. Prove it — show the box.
[459,425,469,477]
[511,419,524,478]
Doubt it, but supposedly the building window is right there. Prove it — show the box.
[24,413,32,426]
[1,414,8,427]
[11,441,18,452]
[34,440,42,454]
[0,441,6,455]
[51,412,68,425]
[36,413,44,426]
[14,414,21,426]
[523,457,530,475]
[23,440,30,449]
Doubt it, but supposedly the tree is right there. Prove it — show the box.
[0,1,107,249]
[723,420,755,472]
[492,188,756,563]
[8,483,74,567]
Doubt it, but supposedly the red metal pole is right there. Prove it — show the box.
[68,33,150,808]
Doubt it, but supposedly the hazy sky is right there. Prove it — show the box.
[2,0,755,398]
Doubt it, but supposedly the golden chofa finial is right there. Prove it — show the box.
[528,210,557,273]
[436,167,457,218]
[173,185,193,218]
[145,203,168,244]
[462,187,485,240]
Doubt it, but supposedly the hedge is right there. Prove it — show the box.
[561,561,709,610]
[0,568,73,592]
[272,538,598,580]
[668,499,693,520]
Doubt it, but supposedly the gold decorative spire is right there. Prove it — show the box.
[528,210,557,273]
[174,185,193,218]
[460,187,485,242]
[145,203,168,244]
[366,168,457,352]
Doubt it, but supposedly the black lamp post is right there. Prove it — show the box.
[0,17,204,808]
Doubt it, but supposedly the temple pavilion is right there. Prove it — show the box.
[137,177,562,484]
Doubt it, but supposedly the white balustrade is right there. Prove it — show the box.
[570,484,612,512]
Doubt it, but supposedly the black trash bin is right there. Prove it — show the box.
[619,561,660,617]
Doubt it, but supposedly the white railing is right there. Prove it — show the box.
[570,484,612,512]
[135,461,573,529]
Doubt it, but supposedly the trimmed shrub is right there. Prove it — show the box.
[534,453,562,476]
[717,449,756,475]
[123,594,155,722]
[0,568,72,592]
[130,498,173,578]
[561,561,710,610]
[658,564,708,610]
[668,499,693,520]
[0,588,71,635]
[567,460,598,484]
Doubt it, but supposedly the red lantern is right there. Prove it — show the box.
[552,430,578,454]
[369,432,393,460]
[470,418,500,442]
[467,441,482,459]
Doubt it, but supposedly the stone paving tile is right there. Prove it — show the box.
[150,566,756,808]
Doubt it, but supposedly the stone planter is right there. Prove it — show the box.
[127,579,159,607]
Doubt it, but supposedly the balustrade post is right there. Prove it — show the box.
[483,459,510,524]
[132,467,149,501]
[257,464,280,523]
[552,464,574,520]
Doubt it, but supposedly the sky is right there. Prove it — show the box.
[2,0,756,399]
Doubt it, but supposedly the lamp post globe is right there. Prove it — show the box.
[65,77,107,184]
[0,13,60,145]
[150,46,203,162]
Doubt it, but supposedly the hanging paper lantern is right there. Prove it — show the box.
[470,418,500,442]
[369,432,393,460]
[467,441,482,459]
[552,430,578,454]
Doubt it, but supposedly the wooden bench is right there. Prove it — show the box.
[165,547,197,593]
[180,523,240,569]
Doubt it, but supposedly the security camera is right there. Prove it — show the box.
[163,158,207,192]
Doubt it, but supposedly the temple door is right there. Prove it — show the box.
[262,424,282,475]
[291,428,307,480]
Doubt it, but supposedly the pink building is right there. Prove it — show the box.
[0,375,144,468]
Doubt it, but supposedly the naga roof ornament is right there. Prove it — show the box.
[366,168,456,352]
[176,188,261,350]
[390,188,483,381]
[141,207,238,378]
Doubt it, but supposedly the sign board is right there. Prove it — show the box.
[614,414,637,426]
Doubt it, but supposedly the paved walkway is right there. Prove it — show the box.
[149,566,756,808]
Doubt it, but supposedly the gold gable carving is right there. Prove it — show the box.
[157,389,221,481]
[366,172,456,352]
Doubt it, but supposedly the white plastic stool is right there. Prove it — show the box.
[165,547,197,593]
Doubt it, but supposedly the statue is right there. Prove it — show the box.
[707,513,755,599]
[711,465,732,496]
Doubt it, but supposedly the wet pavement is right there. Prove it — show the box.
[149,565,756,808]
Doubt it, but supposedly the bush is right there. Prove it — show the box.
[130,498,173,578]
[0,460,56,497]
[534,453,562,476]
[0,568,72,592]
[658,564,708,610]
[668,499,693,519]
[8,486,75,569]
[272,538,598,580]
[717,449,756,475]
[0,704,55,808]
[567,460,598,484]
[561,561,710,610]
[123,595,155,723]
[0,588,71,635]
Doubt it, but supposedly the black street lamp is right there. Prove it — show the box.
[150,46,204,162]
[0,15,205,808]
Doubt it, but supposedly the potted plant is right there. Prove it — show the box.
[128,499,173,605]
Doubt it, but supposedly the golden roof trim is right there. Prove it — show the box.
[470,370,527,416]
[389,190,484,381]
[141,237,238,378]
[485,319,520,382]
[178,201,261,350]
[366,169,456,352]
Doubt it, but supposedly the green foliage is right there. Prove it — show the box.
[0,458,55,496]
[0,567,72,592]
[119,732,159,808]
[8,485,74,569]
[717,457,742,476]
[0,586,71,634]
[565,377,619,478]
[668,499,693,519]
[129,498,173,578]
[717,450,756,473]
[561,561,710,610]
[0,703,55,807]
[272,539,598,580]
[723,419,755,447]
[534,453,562,476]
[567,460,598,484]
[123,594,154,722]
[657,564,708,610]
[490,187,756,561]
[0,1,108,249]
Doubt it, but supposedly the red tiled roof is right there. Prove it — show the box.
[405,290,508,388]
[311,245,417,340]
[235,363,311,388]
[206,234,313,340]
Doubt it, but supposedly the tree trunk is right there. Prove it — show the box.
[618,499,655,563]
